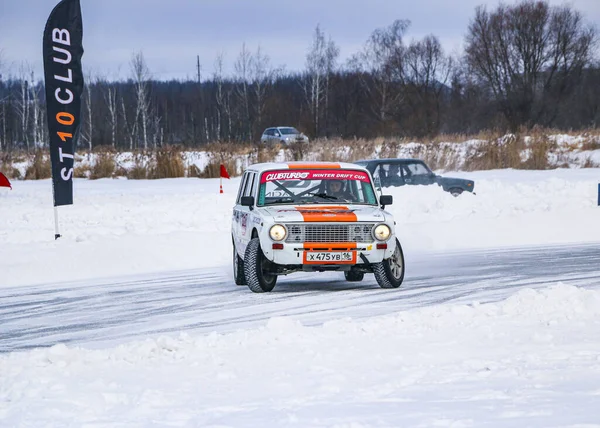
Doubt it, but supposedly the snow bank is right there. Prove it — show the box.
[2,284,600,427]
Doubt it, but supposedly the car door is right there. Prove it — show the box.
[406,161,435,186]
[261,129,270,143]
[233,172,250,252]
[238,171,258,254]
[263,128,274,144]
[374,162,404,187]
[399,165,411,185]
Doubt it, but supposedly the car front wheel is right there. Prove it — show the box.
[373,238,405,289]
[244,238,277,293]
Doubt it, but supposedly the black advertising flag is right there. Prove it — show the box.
[43,0,84,206]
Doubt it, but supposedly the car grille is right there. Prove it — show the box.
[285,223,375,243]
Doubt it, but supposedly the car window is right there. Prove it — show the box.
[249,172,258,198]
[373,163,404,187]
[257,169,377,206]
[273,129,281,136]
[236,172,249,204]
[279,127,300,135]
[406,162,430,175]
[244,172,256,197]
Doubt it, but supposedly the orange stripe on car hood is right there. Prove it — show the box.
[294,206,357,222]
[287,163,341,169]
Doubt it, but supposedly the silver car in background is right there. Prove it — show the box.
[260,127,309,145]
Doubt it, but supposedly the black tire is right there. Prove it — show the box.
[233,242,246,286]
[373,238,405,289]
[449,188,463,197]
[244,238,277,293]
[344,271,364,282]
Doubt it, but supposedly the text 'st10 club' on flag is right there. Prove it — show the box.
[42,0,84,239]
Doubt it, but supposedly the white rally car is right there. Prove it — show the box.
[232,162,405,293]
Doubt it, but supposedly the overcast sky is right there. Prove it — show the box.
[0,0,599,81]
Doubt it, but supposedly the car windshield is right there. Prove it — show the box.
[258,169,378,206]
[278,127,300,135]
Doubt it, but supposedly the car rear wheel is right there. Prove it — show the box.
[344,271,364,282]
[373,239,405,289]
[233,242,246,286]
[449,187,463,197]
[244,238,277,293]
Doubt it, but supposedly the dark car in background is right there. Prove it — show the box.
[354,158,475,197]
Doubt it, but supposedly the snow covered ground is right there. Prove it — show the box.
[2,168,599,288]
[1,168,600,427]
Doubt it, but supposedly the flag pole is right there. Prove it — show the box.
[54,206,61,240]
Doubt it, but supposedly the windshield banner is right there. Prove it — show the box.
[261,170,370,183]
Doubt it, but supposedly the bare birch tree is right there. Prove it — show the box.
[121,96,134,150]
[82,72,96,150]
[234,43,252,140]
[102,78,118,148]
[214,52,226,141]
[303,25,339,137]
[0,51,7,151]
[130,51,151,149]
[28,71,45,148]
[250,46,278,137]
[14,64,31,150]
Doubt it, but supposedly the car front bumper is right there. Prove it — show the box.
[262,240,396,266]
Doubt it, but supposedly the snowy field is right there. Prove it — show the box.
[2,168,600,288]
[1,168,600,427]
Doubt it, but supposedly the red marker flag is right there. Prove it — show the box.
[0,172,11,189]
[220,164,230,179]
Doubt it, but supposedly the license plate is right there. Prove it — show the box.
[304,251,356,264]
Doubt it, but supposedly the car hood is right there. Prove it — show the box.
[258,205,387,223]
[435,176,474,186]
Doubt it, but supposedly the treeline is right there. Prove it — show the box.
[0,0,598,153]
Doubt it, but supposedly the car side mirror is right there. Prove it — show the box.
[241,196,255,210]
[379,195,393,208]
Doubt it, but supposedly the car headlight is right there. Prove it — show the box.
[269,224,287,241]
[373,224,391,241]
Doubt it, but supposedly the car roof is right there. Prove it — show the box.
[245,161,369,173]
[263,126,297,130]
[355,158,425,164]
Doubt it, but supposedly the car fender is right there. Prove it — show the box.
[437,176,474,192]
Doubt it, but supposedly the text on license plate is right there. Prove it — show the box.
[304,251,355,264]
